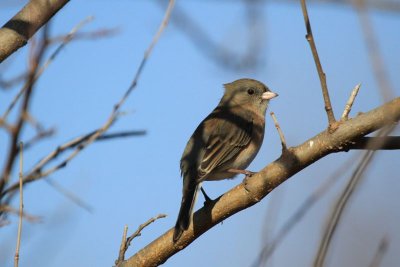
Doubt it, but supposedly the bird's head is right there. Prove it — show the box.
[221,78,278,114]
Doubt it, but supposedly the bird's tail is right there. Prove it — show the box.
[173,178,199,242]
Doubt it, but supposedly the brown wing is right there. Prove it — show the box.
[198,110,253,180]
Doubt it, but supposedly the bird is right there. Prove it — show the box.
[173,78,278,242]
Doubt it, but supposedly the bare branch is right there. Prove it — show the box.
[44,178,93,213]
[369,236,389,267]
[0,72,27,90]
[115,214,167,266]
[353,0,395,101]
[123,98,400,267]
[0,0,70,63]
[1,17,93,122]
[341,83,361,120]
[349,136,400,150]
[23,128,56,151]
[2,0,173,198]
[300,0,336,128]
[160,1,265,71]
[2,129,145,197]
[0,205,41,223]
[0,26,49,195]
[253,154,359,266]
[47,27,119,44]
[270,112,287,151]
[0,117,13,132]
[118,0,175,110]
[313,126,394,267]
[116,225,129,266]
[126,214,167,250]
[14,142,24,267]
[97,131,147,141]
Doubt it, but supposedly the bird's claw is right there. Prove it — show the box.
[200,187,213,206]
[228,168,255,177]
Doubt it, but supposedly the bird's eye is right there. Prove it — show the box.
[247,88,255,95]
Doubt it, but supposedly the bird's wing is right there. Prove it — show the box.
[198,110,253,179]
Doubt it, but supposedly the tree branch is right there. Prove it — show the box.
[349,136,400,150]
[270,112,288,151]
[120,98,399,266]
[0,0,69,63]
[2,129,146,197]
[300,0,336,128]
[14,142,24,267]
[1,16,93,122]
[341,83,361,120]
[0,27,49,194]
[368,236,389,267]
[1,0,174,200]
[252,154,359,266]
[115,214,167,266]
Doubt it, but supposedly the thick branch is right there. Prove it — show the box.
[0,0,69,63]
[122,97,400,267]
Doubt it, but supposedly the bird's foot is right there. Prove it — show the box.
[200,187,213,206]
[228,168,256,177]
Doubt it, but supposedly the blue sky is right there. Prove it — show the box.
[1,1,399,266]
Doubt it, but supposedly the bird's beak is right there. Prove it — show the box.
[262,91,278,100]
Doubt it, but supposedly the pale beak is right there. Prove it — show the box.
[262,91,278,100]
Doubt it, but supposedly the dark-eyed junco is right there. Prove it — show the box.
[173,78,278,242]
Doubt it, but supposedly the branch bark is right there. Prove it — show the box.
[0,0,69,63]
[121,97,400,267]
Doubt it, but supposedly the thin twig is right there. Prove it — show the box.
[253,154,358,267]
[0,26,49,195]
[1,17,93,121]
[45,178,93,213]
[14,142,24,267]
[0,205,41,223]
[300,0,336,128]
[159,1,264,71]
[125,215,167,255]
[119,0,175,109]
[97,130,147,141]
[2,0,173,198]
[115,214,167,267]
[47,27,119,44]
[116,225,129,265]
[270,112,287,150]
[341,83,361,120]
[0,72,27,90]
[0,117,13,132]
[2,130,145,196]
[23,128,56,151]
[368,236,389,267]
[313,126,394,267]
[23,112,45,132]
[314,150,374,267]
[353,0,394,102]
[257,183,286,266]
